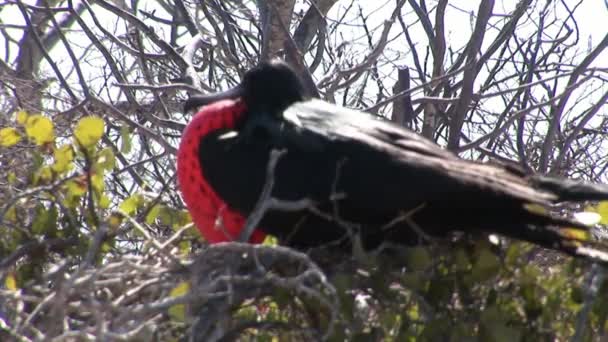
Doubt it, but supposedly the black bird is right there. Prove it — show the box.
[177,60,608,262]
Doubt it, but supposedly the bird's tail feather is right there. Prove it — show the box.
[533,175,608,202]
[493,211,608,264]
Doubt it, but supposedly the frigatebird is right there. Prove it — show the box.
[177,60,608,262]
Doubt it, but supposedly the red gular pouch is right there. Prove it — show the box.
[177,99,267,244]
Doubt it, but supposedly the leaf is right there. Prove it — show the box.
[145,204,162,224]
[404,247,432,271]
[471,247,500,281]
[179,241,191,255]
[96,147,115,171]
[25,115,54,145]
[33,166,53,184]
[91,173,104,193]
[108,213,123,229]
[74,116,104,148]
[480,306,522,342]
[31,204,58,236]
[263,235,278,246]
[453,247,470,272]
[120,125,132,154]
[16,110,28,125]
[0,127,22,147]
[5,273,17,291]
[99,194,111,209]
[5,205,17,222]
[52,144,74,173]
[64,177,87,208]
[168,281,190,322]
[120,194,143,215]
[66,178,88,197]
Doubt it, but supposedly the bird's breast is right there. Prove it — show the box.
[177,99,266,243]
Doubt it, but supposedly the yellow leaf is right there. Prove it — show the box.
[168,281,190,321]
[5,273,17,291]
[0,127,21,147]
[25,115,54,145]
[74,116,105,148]
[16,110,28,125]
[52,145,74,173]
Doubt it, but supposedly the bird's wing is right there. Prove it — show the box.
[281,99,557,210]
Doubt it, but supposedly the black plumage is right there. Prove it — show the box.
[184,61,608,261]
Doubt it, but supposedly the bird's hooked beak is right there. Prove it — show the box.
[183,84,244,113]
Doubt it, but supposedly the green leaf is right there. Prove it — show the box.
[480,306,522,342]
[33,166,53,184]
[74,116,104,148]
[31,204,58,236]
[263,235,278,246]
[0,127,22,147]
[91,173,104,193]
[99,194,111,209]
[400,273,426,291]
[96,147,115,171]
[7,172,17,184]
[5,205,17,222]
[108,213,123,229]
[453,247,470,272]
[404,247,432,271]
[120,194,143,215]
[64,178,87,208]
[178,240,191,255]
[120,125,132,154]
[66,178,87,197]
[571,286,584,304]
[471,247,500,281]
[145,204,162,224]
[25,115,54,145]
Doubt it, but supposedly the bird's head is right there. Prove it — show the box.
[183,60,305,116]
